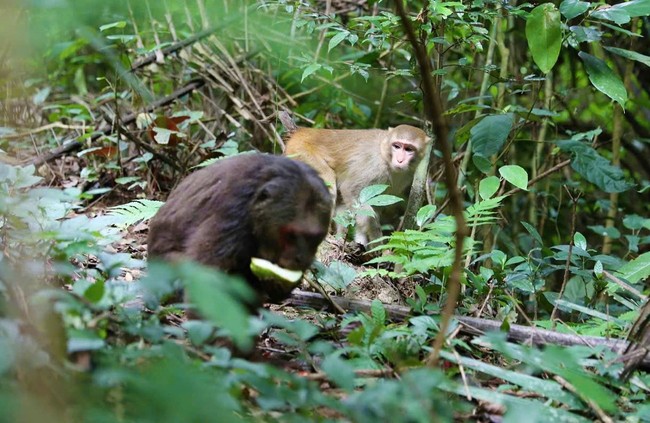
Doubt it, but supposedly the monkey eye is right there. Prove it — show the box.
[405,146,415,153]
[392,142,401,149]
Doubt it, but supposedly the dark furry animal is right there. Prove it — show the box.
[148,153,332,305]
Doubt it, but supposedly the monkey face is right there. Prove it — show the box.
[390,140,419,171]
[251,164,331,272]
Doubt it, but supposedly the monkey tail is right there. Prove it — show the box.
[278,110,298,134]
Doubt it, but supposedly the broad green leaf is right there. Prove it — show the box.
[491,250,506,267]
[328,30,349,52]
[313,260,357,290]
[182,321,214,346]
[588,224,621,239]
[416,204,437,227]
[321,355,356,390]
[573,232,587,250]
[365,194,402,207]
[557,140,633,192]
[472,154,492,174]
[180,263,254,351]
[560,0,590,20]
[591,7,631,24]
[470,113,514,157]
[614,0,650,17]
[526,4,562,73]
[359,184,388,203]
[84,280,105,303]
[578,52,627,108]
[616,251,650,284]
[301,63,321,82]
[499,165,528,191]
[594,260,603,278]
[604,46,650,67]
[479,176,500,199]
[623,214,648,230]
[568,25,603,44]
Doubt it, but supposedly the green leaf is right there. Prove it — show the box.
[623,214,648,230]
[472,154,492,174]
[328,30,349,52]
[521,221,543,246]
[84,280,105,303]
[301,63,321,82]
[499,165,528,191]
[526,4,562,73]
[479,176,500,199]
[560,0,590,19]
[359,184,388,203]
[314,260,357,290]
[365,194,403,207]
[616,251,650,284]
[616,0,650,17]
[573,232,587,250]
[568,26,602,44]
[179,263,255,351]
[470,114,514,157]
[604,46,650,68]
[557,140,633,192]
[108,199,165,227]
[594,260,603,278]
[578,52,627,108]
[182,320,215,346]
[416,204,437,228]
[591,7,631,24]
[588,224,621,239]
[99,21,127,31]
[371,299,386,326]
[321,355,355,390]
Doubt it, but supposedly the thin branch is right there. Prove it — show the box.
[394,1,467,367]
[551,189,580,325]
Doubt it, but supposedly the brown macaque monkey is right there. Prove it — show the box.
[284,123,429,245]
[147,153,332,309]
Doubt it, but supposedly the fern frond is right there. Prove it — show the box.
[107,199,164,228]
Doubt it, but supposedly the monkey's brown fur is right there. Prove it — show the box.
[148,153,332,306]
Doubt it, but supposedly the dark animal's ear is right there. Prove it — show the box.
[254,179,282,204]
